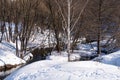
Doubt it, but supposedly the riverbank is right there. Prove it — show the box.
[0,63,24,72]
[0,64,23,79]
[0,41,26,79]
[5,50,120,80]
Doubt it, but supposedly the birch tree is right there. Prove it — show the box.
[55,0,89,61]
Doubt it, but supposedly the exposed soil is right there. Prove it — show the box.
[0,63,24,72]
[0,63,24,80]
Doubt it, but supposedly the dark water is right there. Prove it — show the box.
[0,47,52,80]
[27,47,53,64]
[0,66,21,80]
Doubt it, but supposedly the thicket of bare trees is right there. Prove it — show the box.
[0,0,41,58]
[0,0,120,61]
[84,0,120,54]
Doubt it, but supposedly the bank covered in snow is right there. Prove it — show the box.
[94,50,120,66]
[0,41,25,71]
[5,51,120,80]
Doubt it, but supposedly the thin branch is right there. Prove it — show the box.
[71,0,90,32]
[54,0,67,29]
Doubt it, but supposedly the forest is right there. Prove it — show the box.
[0,0,120,80]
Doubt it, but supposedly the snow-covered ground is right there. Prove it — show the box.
[5,51,120,80]
[0,25,120,80]
[94,50,120,66]
[0,41,25,67]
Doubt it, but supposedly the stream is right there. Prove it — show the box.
[0,47,53,80]
[0,66,21,80]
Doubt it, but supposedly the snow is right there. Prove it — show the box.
[0,51,25,65]
[5,60,120,80]
[47,51,80,61]
[69,53,81,61]
[46,51,68,62]
[28,29,55,48]
[5,50,120,80]
[0,61,4,66]
[94,50,120,66]
[76,43,96,54]
[0,41,25,66]
[1,28,120,80]
[23,53,33,62]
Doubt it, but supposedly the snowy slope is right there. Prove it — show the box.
[3,35,120,80]
[0,41,25,66]
[94,50,120,66]
[5,52,120,80]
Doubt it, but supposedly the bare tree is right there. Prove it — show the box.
[83,0,120,55]
[54,0,89,61]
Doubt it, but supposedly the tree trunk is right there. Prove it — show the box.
[97,0,102,56]
[97,28,101,55]
[67,0,71,61]
[16,37,19,57]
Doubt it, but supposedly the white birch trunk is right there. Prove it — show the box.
[55,0,89,61]
[67,0,71,61]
